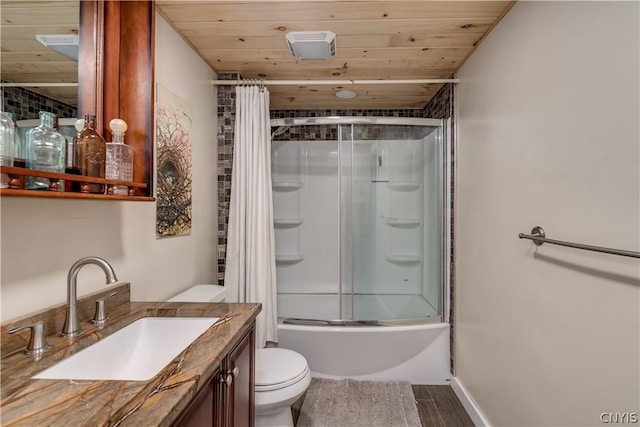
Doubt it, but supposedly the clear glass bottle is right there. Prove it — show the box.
[0,111,15,188]
[76,114,106,194]
[25,111,66,190]
[2,112,22,160]
[105,118,133,196]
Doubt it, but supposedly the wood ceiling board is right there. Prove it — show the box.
[157,1,510,22]
[214,59,462,75]
[0,25,79,40]
[1,6,78,25]
[268,84,440,97]
[200,46,472,61]
[269,97,429,109]
[237,68,453,80]
[175,18,496,38]
[187,32,483,51]
[1,51,74,63]
[1,1,76,7]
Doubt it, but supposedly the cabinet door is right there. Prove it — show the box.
[224,327,255,427]
[174,367,219,427]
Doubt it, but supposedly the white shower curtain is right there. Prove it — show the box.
[224,85,278,348]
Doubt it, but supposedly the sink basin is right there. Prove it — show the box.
[33,317,219,381]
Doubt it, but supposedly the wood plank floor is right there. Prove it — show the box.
[292,384,474,426]
[412,385,475,427]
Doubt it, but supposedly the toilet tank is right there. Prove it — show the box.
[166,285,226,303]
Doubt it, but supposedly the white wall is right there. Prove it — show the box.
[455,2,639,426]
[0,13,217,322]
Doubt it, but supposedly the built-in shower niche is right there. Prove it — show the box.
[272,142,305,264]
[354,138,425,295]
[272,140,340,295]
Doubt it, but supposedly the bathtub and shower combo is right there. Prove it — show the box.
[269,116,451,385]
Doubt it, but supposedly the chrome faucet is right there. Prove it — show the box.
[62,256,118,337]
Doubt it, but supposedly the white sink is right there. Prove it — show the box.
[33,317,219,381]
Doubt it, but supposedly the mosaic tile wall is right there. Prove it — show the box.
[421,81,456,372]
[2,84,77,122]
[217,74,241,286]
[271,109,426,141]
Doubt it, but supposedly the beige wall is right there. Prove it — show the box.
[455,1,639,426]
[0,13,217,322]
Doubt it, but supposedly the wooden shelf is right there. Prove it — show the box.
[0,166,154,201]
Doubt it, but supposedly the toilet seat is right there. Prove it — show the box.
[255,348,309,392]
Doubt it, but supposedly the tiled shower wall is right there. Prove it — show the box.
[216,74,241,286]
[216,80,456,361]
[421,81,456,372]
[2,84,77,122]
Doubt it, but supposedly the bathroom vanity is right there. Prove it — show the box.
[0,283,260,426]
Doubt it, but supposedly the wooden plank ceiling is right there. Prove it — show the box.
[157,0,515,109]
[0,1,79,106]
[1,1,514,111]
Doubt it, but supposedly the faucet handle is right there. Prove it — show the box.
[7,321,52,355]
[91,291,119,324]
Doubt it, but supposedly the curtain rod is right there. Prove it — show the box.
[211,78,459,86]
[0,83,78,87]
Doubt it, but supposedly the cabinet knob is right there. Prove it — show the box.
[220,367,239,386]
[220,373,234,387]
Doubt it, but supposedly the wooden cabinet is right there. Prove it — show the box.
[175,325,255,427]
[222,326,255,426]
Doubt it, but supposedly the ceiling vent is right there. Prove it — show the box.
[286,31,336,60]
[36,34,79,62]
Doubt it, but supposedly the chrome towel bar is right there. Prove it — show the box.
[518,226,640,259]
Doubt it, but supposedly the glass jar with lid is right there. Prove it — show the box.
[105,118,133,195]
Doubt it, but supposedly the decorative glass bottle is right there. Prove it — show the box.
[25,111,66,190]
[76,114,106,194]
[0,111,15,188]
[105,118,133,196]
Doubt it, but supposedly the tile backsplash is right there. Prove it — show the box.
[2,83,77,122]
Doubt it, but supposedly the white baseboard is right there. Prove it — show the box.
[450,376,490,427]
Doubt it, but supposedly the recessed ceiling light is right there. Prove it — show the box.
[286,31,336,60]
[336,90,357,99]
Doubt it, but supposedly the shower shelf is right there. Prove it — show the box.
[385,254,421,264]
[382,217,421,227]
[272,182,303,191]
[274,218,304,227]
[386,182,420,191]
[275,254,304,263]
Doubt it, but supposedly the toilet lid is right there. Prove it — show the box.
[255,348,309,391]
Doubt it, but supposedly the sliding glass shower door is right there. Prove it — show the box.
[272,117,447,324]
[339,123,444,321]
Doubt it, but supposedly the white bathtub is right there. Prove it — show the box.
[277,321,450,385]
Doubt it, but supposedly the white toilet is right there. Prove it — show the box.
[167,285,311,427]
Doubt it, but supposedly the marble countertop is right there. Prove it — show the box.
[0,296,261,426]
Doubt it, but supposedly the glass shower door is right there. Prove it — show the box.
[340,123,444,321]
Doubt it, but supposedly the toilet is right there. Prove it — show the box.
[167,285,311,427]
